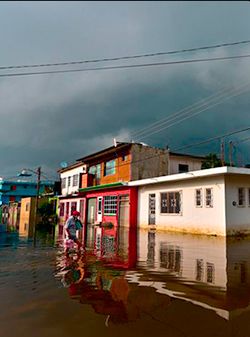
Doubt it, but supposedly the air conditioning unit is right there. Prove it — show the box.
[82,165,87,174]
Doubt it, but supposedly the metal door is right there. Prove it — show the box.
[148,193,156,225]
[87,198,96,224]
[119,195,129,227]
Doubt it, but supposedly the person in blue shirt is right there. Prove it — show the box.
[64,210,83,254]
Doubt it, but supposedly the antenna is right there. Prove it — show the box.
[113,138,117,147]
[60,161,68,168]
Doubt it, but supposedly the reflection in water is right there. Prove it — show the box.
[55,226,250,326]
[3,229,250,336]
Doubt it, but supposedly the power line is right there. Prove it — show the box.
[129,81,250,140]
[1,39,250,71]
[173,126,250,151]
[1,53,250,78]
[134,84,250,141]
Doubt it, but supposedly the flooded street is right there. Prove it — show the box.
[1,228,250,337]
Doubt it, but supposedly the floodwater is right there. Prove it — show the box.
[1,227,250,337]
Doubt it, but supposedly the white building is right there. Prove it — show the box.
[129,166,250,236]
[59,162,87,197]
[169,151,203,174]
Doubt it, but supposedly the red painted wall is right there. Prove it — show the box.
[82,186,138,228]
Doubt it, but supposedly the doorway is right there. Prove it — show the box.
[148,193,156,225]
[87,198,96,224]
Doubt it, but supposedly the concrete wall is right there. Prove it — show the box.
[169,155,203,174]
[137,175,226,235]
[225,175,250,235]
[131,144,169,181]
[19,197,36,237]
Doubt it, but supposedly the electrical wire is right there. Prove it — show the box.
[134,84,250,141]
[128,81,250,140]
[1,53,250,78]
[1,39,250,71]
[173,127,250,151]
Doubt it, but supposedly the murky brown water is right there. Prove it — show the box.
[1,227,250,337]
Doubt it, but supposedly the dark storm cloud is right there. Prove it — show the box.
[0,1,250,178]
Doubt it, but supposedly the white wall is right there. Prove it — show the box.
[225,175,250,234]
[60,165,86,196]
[169,155,202,174]
[138,175,226,235]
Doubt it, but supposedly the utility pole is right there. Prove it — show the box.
[229,141,234,167]
[220,139,225,166]
[33,166,41,244]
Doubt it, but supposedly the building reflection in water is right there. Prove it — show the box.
[55,225,250,326]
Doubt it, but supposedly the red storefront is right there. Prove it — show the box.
[79,183,138,229]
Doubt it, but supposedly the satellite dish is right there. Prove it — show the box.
[60,161,68,168]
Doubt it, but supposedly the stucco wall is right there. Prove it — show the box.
[137,175,226,235]
[131,144,169,181]
[225,175,250,234]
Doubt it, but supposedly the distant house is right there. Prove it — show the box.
[129,166,250,236]
[169,152,204,174]
[0,179,55,206]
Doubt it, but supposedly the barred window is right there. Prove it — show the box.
[195,189,202,207]
[238,188,245,206]
[73,174,79,187]
[160,191,181,214]
[61,178,66,189]
[104,196,117,215]
[205,188,213,207]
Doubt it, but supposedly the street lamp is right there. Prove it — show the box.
[18,167,41,243]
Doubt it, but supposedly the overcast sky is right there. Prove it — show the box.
[0,1,250,180]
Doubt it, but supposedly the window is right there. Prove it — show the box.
[104,196,117,215]
[178,164,189,173]
[61,178,66,189]
[160,191,181,214]
[89,164,101,183]
[196,259,204,282]
[25,202,30,212]
[73,174,79,187]
[121,153,128,161]
[238,188,246,206]
[71,202,77,213]
[195,189,202,207]
[205,188,213,207]
[206,262,215,283]
[68,176,71,187]
[59,203,65,216]
[104,159,116,176]
[248,188,250,206]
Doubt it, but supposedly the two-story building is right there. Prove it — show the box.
[58,142,170,234]
[57,142,206,237]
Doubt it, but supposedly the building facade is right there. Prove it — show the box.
[130,166,250,236]
[0,179,54,205]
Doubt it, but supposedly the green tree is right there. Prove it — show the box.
[201,153,222,169]
[37,200,58,231]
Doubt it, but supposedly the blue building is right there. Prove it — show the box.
[0,179,55,205]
